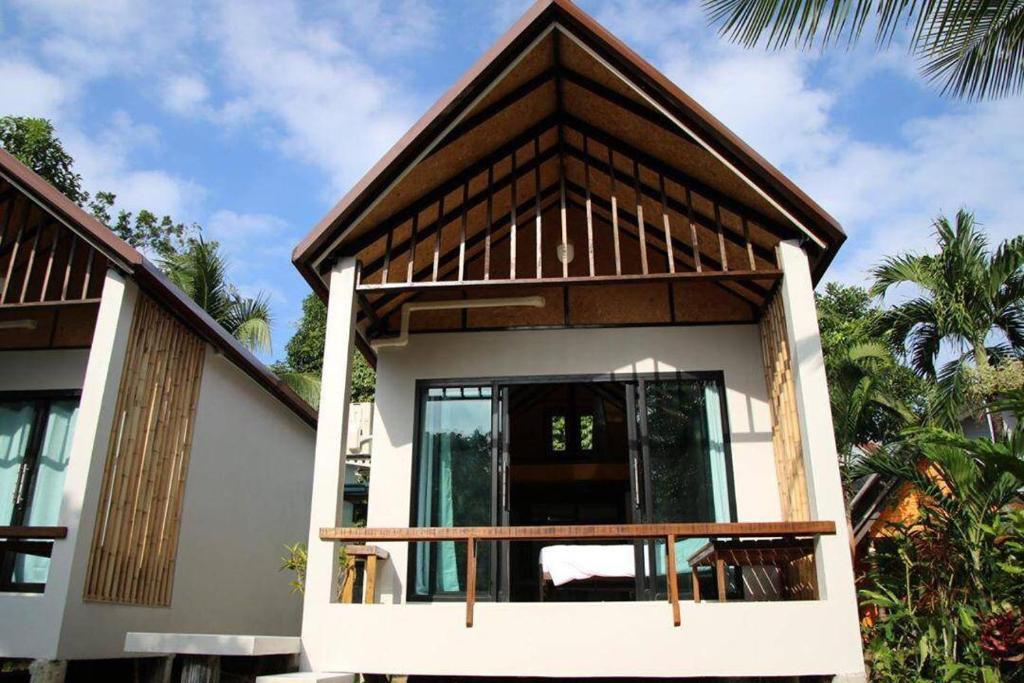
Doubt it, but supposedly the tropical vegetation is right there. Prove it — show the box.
[824,212,1024,680]
[704,0,1024,99]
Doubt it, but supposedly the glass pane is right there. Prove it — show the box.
[643,380,731,595]
[579,414,594,451]
[15,400,78,585]
[0,401,36,526]
[413,386,492,598]
[550,415,566,452]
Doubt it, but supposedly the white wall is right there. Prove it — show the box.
[0,349,90,392]
[57,351,316,660]
[301,324,868,678]
[368,324,781,602]
[0,272,134,661]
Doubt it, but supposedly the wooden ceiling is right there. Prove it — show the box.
[292,5,847,358]
[337,29,798,346]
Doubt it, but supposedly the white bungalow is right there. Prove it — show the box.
[290,1,865,681]
[0,149,316,680]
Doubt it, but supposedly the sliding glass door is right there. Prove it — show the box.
[410,385,495,600]
[0,393,79,591]
[633,376,733,599]
[407,375,732,603]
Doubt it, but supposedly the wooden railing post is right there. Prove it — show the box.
[465,536,477,628]
[666,533,680,626]
[364,553,378,604]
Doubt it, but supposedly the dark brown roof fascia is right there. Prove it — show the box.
[0,148,318,428]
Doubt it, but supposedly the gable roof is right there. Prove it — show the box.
[0,147,317,428]
[292,0,845,295]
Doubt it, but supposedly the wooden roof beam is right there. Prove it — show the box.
[427,67,557,158]
[338,114,560,262]
[563,114,799,245]
[360,141,561,282]
[564,186,767,306]
[563,142,776,265]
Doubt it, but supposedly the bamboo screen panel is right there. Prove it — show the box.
[759,292,810,522]
[84,294,205,606]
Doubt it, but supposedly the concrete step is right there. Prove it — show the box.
[255,674,355,683]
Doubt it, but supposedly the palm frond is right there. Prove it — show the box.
[703,0,1024,100]
[278,371,322,409]
[870,253,937,298]
[702,0,925,49]
[226,293,273,354]
[918,0,1024,99]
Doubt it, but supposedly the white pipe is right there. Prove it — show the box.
[370,295,546,350]
[0,319,37,331]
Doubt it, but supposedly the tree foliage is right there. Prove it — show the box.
[871,210,1024,427]
[704,0,1024,100]
[857,403,1024,680]
[0,116,86,203]
[88,191,195,258]
[816,283,925,463]
[160,237,274,355]
[273,293,376,408]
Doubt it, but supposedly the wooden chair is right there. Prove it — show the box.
[339,544,389,604]
[686,538,816,602]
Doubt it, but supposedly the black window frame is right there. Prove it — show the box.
[0,389,81,593]
[405,372,739,604]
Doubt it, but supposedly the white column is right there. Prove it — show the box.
[54,270,137,658]
[300,258,358,671]
[776,240,866,682]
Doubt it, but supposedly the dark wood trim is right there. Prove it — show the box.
[563,115,798,246]
[340,115,559,260]
[563,138,776,264]
[429,68,557,156]
[0,526,68,540]
[359,142,561,280]
[357,269,780,294]
[561,67,696,146]
[322,521,835,541]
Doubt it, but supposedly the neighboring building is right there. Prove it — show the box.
[343,402,373,526]
[291,1,864,681]
[0,149,317,680]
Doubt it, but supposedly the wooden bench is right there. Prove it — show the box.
[687,538,816,602]
[339,545,389,604]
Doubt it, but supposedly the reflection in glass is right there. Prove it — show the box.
[413,386,492,598]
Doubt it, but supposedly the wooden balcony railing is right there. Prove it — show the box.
[0,525,68,560]
[320,521,836,627]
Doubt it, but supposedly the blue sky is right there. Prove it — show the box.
[2,0,1022,364]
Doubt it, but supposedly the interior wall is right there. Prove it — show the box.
[58,352,316,660]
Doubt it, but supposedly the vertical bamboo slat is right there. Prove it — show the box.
[759,292,810,522]
[583,136,595,277]
[484,166,493,280]
[84,294,206,606]
[534,138,543,279]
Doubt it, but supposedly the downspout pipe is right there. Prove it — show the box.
[370,296,546,350]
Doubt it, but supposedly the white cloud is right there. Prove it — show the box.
[10,0,196,81]
[64,111,203,219]
[209,0,423,194]
[0,59,72,119]
[162,74,210,116]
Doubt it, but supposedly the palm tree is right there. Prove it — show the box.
[703,0,1024,99]
[160,238,273,355]
[870,210,1024,426]
[830,341,916,475]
